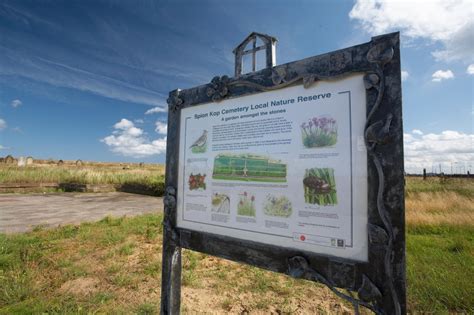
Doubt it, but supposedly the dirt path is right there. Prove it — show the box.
[0,192,163,233]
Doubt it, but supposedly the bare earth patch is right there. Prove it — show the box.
[58,277,100,296]
[25,226,354,313]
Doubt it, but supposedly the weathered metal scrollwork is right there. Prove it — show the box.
[206,75,230,102]
[358,275,383,303]
[271,67,287,85]
[167,93,184,113]
[226,71,335,94]
[288,256,380,315]
[163,186,179,244]
[365,113,393,148]
[363,40,401,315]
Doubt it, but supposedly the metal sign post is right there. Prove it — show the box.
[161,32,405,315]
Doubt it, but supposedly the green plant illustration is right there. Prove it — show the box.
[212,154,286,183]
[303,168,337,205]
[263,195,292,218]
[191,144,207,154]
[211,193,230,214]
[301,116,337,148]
[237,191,256,217]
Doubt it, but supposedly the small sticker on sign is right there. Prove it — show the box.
[293,233,340,248]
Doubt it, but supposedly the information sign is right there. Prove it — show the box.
[161,32,405,315]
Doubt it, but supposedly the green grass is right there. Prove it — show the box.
[1,212,472,313]
[0,213,163,314]
[407,224,474,313]
[0,177,473,313]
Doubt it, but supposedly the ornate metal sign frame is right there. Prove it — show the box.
[161,32,405,315]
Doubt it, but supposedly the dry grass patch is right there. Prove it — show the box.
[406,191,474,226]
[0,164,166,195]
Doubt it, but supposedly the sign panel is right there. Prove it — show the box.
[177,75,368,261]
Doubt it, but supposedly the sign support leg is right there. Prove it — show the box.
[160,237,181,314]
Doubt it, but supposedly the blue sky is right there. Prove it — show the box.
[0,0,472,173]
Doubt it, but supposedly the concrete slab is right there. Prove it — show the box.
[0,192,163,233]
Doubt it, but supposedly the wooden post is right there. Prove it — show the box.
[423,168,426,180]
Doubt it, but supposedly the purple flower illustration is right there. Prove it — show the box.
[301,115,338,148]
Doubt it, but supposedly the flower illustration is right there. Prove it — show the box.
[301,116,338,148]
[237,192,256,217]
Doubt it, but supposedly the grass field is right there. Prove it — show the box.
[0,164,165,195]
[0,177,472,314]
[0,164,165,185]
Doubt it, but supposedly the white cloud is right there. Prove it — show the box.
[101,118,166,158]
[467,64,474,75]
[432,70,454,82]
[11,99,22,108]
[0,145,5,150]
[349,0,474,63]
[0,118,6,131]
[145,106,167,115]
[155,121,168,135]
[401,70,409,81]
[404,129,474,174]
[114,118,134,130]
[134,119,144,124]
[431,21,474,62]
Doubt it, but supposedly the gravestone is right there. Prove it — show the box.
[26,156,34,165]
[17,157,26,167]
[5,155,14,164]
[162,32,405,315]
